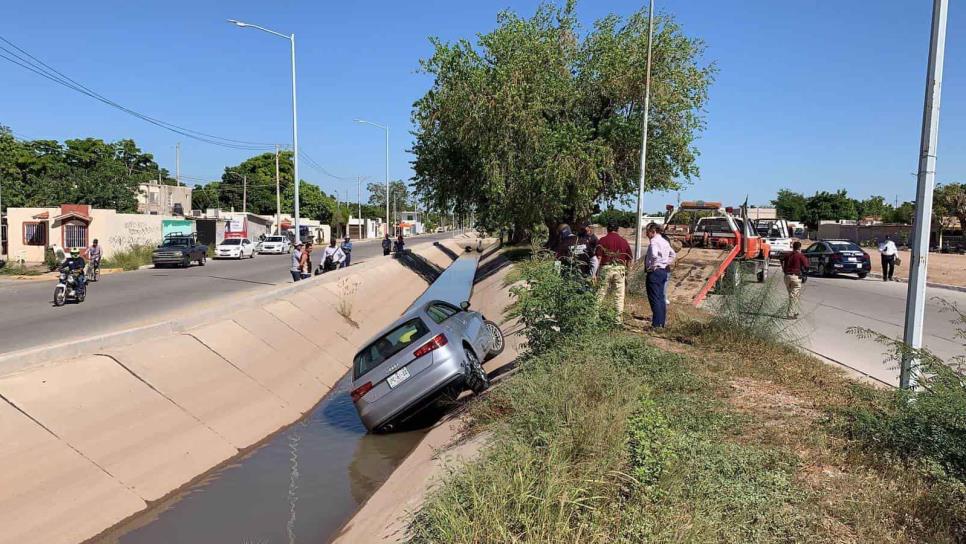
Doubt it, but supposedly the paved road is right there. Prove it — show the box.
[793,272,965,386]
[0,232,458,356]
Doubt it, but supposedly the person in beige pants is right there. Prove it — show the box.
[594,223,633,323]
[781,241,809,319]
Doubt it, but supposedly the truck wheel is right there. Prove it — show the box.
[198,254,206,266]
[182,256,190,268]
[757,261,768,283]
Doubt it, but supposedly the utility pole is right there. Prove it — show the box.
[275,145,282,234]
[901,0,948,389]
[357,177,362,238]
[242,174,247,214]
[633,0,656,260]
[175,142,181,186]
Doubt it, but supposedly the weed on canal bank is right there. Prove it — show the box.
[408,258,965,543]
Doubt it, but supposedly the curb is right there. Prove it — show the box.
[866,272,966,293]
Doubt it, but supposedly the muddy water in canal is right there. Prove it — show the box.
[99,376,425,544]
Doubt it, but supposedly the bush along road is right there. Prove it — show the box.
[406,255,966,543]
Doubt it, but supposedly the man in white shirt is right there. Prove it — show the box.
[321,239,346,272]
[878,237,898,281]
[644,223,674,328]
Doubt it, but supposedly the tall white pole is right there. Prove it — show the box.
[275,144,282,235]
[385,126,390,237]
[633,0,656,260]
[901,0,948,389]
[175,142,181,186]
[290,33,301,242]
[357,176,362,237]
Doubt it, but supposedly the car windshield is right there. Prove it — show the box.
[265,236,285,242]
[828,241,862,252]
[354,317,430,379]
[220,239,241,246]
[161,238,191,247]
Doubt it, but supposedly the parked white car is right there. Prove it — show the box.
[755,219,794,258]
[215,238,256,259]
[258,235,292,254]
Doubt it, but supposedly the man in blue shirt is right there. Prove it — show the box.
[341,236,353,267]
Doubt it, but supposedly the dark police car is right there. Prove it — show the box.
[803,239,871,278]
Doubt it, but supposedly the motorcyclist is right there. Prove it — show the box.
[62,248,87,291]
[340,236,353,268]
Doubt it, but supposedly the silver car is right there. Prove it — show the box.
[350,299,505,433]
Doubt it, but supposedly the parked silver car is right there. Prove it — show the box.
[350,299,505,433]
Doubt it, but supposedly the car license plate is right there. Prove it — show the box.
[848,257,857,262]
[387,367,411,388]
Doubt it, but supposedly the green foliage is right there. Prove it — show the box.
[102,244,155,271]
[935,182,966,233]
[411,2,714,235]
[801,190,858,230]
[366,180,412,210]
[772,188,808,221]
[0,126,171,212]
[43,247,60,271]
[593,207,636,228]
[505,255,613,355]
[846,301,966,482]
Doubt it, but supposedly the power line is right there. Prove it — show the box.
[0,35,279,151]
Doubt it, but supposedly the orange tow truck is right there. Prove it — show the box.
[663,201,771,305]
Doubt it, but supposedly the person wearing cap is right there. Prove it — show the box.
[340,236,353,268]
[290,242,304,282]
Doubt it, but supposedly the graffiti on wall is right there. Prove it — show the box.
[108,220,162,251]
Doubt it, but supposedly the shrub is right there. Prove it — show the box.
[846,302,966,482]
[505,255,614,355]
[102,244,155,271]
[44,246,60,271]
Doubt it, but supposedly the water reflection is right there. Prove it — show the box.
[105,376,425,544]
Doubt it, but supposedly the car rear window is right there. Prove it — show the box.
[828,241,861,252]
[221,239,241,245]
[161,238,191,247]
[265,237,285,242]
[354,317,430,379]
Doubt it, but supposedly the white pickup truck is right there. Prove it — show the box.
[755,219,794,258]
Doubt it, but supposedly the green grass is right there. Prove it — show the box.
[102,244,156,271]
[407,255,966,543]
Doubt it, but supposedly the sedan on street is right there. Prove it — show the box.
[258,235,291,255]
[350,299,505,433]
[803,239,871,278]
[215,238,256,259]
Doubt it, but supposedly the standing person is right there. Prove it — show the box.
[781,241,810,319]
[661,230,676,306]
[595,223,632,323]
[878,236,898,281]
[393,234,405,255]
[299,242,313,279]
[382,233,392,256]
[577,223,599,278]
[290,242,304,282]
[554,224,578,267]
[341,236,353,268]
[644,223,673,328]
[322,239,346,272]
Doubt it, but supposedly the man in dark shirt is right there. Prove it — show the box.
[595,223,633,323]
[781,241,810,319]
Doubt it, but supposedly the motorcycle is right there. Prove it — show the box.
[53,268,86,306]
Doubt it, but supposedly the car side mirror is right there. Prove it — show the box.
[459,301,471,311]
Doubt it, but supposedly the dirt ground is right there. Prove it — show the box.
[864,247,966,287]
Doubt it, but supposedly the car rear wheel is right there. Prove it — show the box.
[857,272,868,279]
[824,263,834,277]
[464,347,489,394]
[484,320,505,360]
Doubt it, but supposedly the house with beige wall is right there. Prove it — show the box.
[6,204,186,264]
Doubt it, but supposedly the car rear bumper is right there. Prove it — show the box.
[831,261,870,273]
[259,247,287,253]
[354,351,466,431]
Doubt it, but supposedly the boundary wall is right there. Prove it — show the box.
[0,237,474,544]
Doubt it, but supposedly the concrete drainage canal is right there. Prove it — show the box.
[95,252,483,544]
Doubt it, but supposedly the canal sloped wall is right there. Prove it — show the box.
[0,238,477,544]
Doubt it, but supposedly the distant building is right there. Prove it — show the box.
[746,207,777,220]
[6,204,186,263]
[137,181,192,216]
[397,211,425,236]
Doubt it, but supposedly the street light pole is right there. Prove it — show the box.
[633,0,656,261]
[901,0,948,389]
[229,19,300,239]
[354,119,390,236]
[275,145,282,234]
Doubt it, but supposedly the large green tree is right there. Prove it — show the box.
[802,190,858,229]
[366,180,412,210]
[935,182,966,233]
[0,126,171,212]
[771,189,808,221]
[410,1,714,240]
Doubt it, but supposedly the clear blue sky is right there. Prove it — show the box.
[1,1,962,209]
